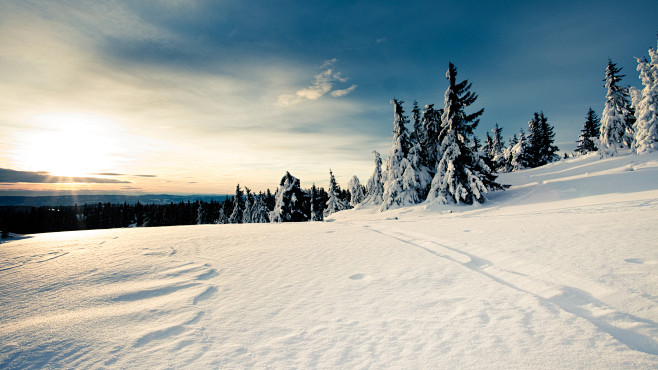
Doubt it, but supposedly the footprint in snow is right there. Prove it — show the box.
[349,273,365,280]
[625,258,657,265]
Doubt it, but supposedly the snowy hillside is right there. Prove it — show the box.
[1,152,658,368]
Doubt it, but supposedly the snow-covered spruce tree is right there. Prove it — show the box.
[362,150,384,205]
[228,184,244,224]
[381,99,431,209]
[427,63,504,204]
[196,202,206,225]
[526,112,559,167]
[508,129,531,171]
[576,108,600,154]
[420,104,442,176]
[600,59,636,156]
[324,169,348,217]
[632,42,658,154]
[270,172,310,222]
[490,123,506,171]
[348,175,365,207]
[242,187,253,224]
[251,192,270,223]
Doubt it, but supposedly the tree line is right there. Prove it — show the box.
[2,40,656,235]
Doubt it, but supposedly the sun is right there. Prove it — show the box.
[13,113,120,177]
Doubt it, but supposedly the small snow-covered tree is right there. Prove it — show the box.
[509,129,531,171]
[632,41,658,154]
[196,202,206,225]
[270,172,310,222]
[324,169,348,216]
[426,63,504,205]
[489,124,506,171]
[363,151,384,205]
[228,184,244,224]
[251,192,270,223]
[347,175,365,207]
[526,112,559,167]
[576,108,600,154]
[600,59,635,156]
[242,187,253,224]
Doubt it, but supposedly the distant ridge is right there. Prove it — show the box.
[0,194,231,207]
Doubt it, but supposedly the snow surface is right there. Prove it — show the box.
[1,152,658,368]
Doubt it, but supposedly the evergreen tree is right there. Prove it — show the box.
[526,112,559,166]
[242,187,253,224]
[324,169,348,216]
[347,175,365,207]
[363,151,384,205]
[600,59,636,156]
[381,99,429,210]
[228,184,244,224]
[509,129,531,171]
[420,104,442,175]
[270,172,310,222]
[576,108,600,154]
[489,123,506,171]
[196,202,206,225]
[632,41,658,154]
[426,63,504,204]
[216,202,229,224]
[251,192,270,223]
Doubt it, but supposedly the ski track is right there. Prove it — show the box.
[364,225,658,356]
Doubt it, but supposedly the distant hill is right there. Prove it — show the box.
[0,194,231,207]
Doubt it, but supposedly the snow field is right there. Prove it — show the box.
[1,152,658,368]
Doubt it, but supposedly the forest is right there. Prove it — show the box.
[1,40,656,236]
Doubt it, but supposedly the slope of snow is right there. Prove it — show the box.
[1,152,658,368]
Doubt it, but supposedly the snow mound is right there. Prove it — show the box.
[1,152,658,368]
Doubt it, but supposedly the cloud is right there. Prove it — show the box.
[0,168,130,184]
[134,174,158,178]
[331,84,358,97]
[277,59,358,106]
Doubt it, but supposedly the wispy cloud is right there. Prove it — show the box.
[277,59,358,106]
[331,84,358,97]
[0,168,130,184]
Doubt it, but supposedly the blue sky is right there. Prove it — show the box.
[0,0,656,195]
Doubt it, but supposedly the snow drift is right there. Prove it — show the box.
[1,152,657,368]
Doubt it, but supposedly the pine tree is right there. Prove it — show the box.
[526,112,559,167]
[348,175,365,207]
[490,124,506,171]
[600,59,636,156]
[420,104,442,176]
[509,129,530,171]
[324,169,347,216]
[251,192,270,223]
[228,184,244,224]
[363,151,384,205]
[216,202,229,224]
[576,108,600,154]
[427,63,504,204]
[270,172,310,222]
[242,187,253,224]
[381,99,428,210]
[196,202,206,225]
[632,41,658,154]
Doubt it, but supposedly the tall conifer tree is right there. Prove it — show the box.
[426,63,504,204]
[632,41,658,154]
[600,59,635,156]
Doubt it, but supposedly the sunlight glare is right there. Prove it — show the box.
[14,113,121,177]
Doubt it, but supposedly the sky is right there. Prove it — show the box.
[0,0,656,196]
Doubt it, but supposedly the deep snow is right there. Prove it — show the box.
[1,152,657,368]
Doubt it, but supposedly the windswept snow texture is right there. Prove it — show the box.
[2,153,658,368]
